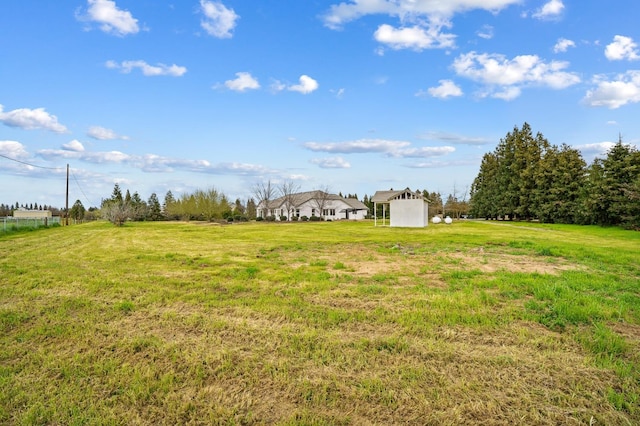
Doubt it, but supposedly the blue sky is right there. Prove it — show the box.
[1,0,639,208]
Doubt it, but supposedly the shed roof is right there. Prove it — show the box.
[371,188,427,203]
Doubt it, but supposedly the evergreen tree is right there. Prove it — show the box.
[470,153,499,219]
[534,144,586,223]
[583,140,640,228]
[234,198,245,215]
[70,200,86,221]
[147,193,162,221]
[111,184,123,203]
[130,192,146,221]
[246,198,257,220]
[163,191,177,220]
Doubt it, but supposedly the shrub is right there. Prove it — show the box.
[309,216,322,222]
[280,215,288,222]
[300,215,309,222]
[256,217,264,222]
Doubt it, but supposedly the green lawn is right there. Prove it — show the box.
[1,220,639,425]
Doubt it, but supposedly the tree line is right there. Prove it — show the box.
[3,184,468,224]
[470,122,640,230]
[97,184,256,226]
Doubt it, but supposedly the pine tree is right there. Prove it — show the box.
[163,191,176,220]
[70,200,86,221]
[534,144,586,223]
[246,198,257,220]
[584,139,640,228]
[111,184,123,203]
[147,193,162,221]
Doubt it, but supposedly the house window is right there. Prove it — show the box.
[295,209,300,217]
[311,209,316,216]
[323,209,336,216]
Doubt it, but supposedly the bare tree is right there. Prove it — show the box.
[310,185,332,220]
[101,199,132,226]
[252,180,276,219]
[279,180,301,220]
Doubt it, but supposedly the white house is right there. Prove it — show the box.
[371,188,429,227]
[257,191,369,221]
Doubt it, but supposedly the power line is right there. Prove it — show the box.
[0,153,65,171]
[70,169,99,207]
[1,153,99,207]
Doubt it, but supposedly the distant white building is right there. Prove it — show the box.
[371,188,429,227]
[257,191,369,221]
[12,208,53,219]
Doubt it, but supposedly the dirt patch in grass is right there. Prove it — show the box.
[610,322,640,345]
[343,248,578,277]
[447,249,578,275]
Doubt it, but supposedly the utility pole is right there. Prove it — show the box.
[65,164,69,226]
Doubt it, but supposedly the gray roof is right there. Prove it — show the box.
[342,197,368,210]
[265,191,369,210]
[371,188,427,203]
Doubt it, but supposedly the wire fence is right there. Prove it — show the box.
[1,216,61,232]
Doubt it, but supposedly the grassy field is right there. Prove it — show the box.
[1,220,639,425]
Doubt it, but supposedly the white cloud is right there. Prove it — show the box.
[310,157,351,169]
[573,142,615,155]
[79,0,139,36]
[303,138,454,159]
[422,79,463,99]
[224,72,260,92]
[605,35,639,61]
[532,0,564,20]
[0,140,29,159]
[38,147,130,164]
[553,38,575,53]
[87,125,129,140]
[106,60,187,77]
[406,159,476,168]
[374,22,455,50]
[451,51,580,99]
[0,104,68,133]
[269,80,287,93]
[288,75,319,94]
[583,71,640,109]
[477,25,494,40]
[492,86,522,101]
[304,139,411,154]
[205,162,273,176]
[331,88,346,98]
[36,145,213,173]
[200,0,239,39]
[134,155,211,173]
[420,131,489,145]
[390,146,455,158]
[62,140,85,152]
[322,0,520,30]
[270,76,319,94]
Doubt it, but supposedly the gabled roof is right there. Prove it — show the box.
[371,188,427,203]
[263,191,369,211]
[342,197,368,210]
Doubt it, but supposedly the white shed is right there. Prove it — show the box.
[371,188,429,227]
